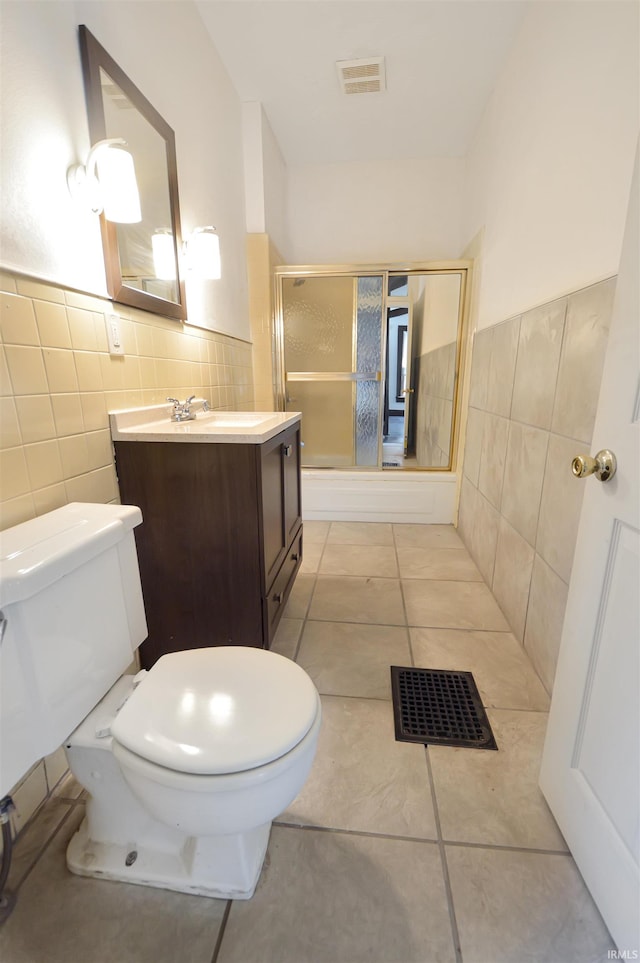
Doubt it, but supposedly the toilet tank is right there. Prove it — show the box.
[0,502,147,797]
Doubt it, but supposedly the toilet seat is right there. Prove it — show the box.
[110,647,319,775]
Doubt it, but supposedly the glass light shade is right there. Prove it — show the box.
[152,231,177,281]
[189,227,221,280]
[96,146,142,223]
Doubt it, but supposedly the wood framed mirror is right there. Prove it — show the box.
[78,25,186,320]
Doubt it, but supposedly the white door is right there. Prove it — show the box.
[539,148,639,952]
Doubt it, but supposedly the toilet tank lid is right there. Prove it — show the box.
[0,503,142,607]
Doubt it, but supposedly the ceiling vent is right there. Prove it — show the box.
[336,57,386,95]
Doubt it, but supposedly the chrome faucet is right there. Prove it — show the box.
[167,395,208,422]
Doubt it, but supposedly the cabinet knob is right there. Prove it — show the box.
[291,552,299,561]
[273,592,283,604]
[283,444,292,457]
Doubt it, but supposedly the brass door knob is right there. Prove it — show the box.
[571,449,617,482]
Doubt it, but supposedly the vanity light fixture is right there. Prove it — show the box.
[152,229,177,281]
[186,226,222,280]
[151,226,222,282]
[67,138,142,223]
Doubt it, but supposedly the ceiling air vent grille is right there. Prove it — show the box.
[336,57,386,95]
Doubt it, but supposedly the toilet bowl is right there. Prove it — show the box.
[0,503,320,901]
[66,646,321,899]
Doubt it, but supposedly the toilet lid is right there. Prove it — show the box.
[110,647,319,775]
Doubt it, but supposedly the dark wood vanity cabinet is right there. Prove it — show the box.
[113,423,302,668]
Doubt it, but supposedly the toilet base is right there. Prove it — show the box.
[67,816,271,899]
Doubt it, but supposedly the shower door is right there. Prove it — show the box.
[280,275,384,468]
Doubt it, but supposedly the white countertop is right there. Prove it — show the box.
[109,403,301,444]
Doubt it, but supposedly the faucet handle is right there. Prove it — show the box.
[166,397,180,405]
[185,395,196,406]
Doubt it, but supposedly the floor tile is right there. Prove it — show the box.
[299,539,323,574]
[303,520,330,543]
[410,627,550,711]
[446,845,614,963]
[398,546,482,581]
[218,826,455,963]
[283,572,315,619]
[402,579,510,630]
[319,543,399,577]
[297,620,410,699]
[270,617,303,660]
[309,575,405,625]
[0,808,226,963]
[5,795,78,893]
[282,695,437,839]
[326,521,394,545]
[393,523,463,549]
[429,708,567,850]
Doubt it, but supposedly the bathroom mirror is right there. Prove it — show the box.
[78,25,186,320]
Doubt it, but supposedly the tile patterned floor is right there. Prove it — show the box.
[0,523,614,963]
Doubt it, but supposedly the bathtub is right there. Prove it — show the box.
[301,469,458,524]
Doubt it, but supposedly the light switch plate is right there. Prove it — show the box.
[105,312,124,356]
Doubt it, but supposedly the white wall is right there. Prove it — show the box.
[261,108,289,258]
[419,273,462,355]
[464,0,639,330]
[242,102,289,258]
[286,157,465,265]
[0,0,250,340]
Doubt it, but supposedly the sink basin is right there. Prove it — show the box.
[201,413,267,428]
[109,403,301,445]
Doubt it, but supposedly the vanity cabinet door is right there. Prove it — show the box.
[282,423,302,547]
[260,424,301,590]
[114,440,264,668]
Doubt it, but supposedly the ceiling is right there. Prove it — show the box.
[195,1,529,166]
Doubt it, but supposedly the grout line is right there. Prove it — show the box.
[291,622,305,663]
[484,704,549,714]
[442,839,570,857]
[424,747,464,963]
[392,524,413,646]
[305,614,408,628]
[314,570,492,582]
[291,531,325,660]
[209,899,232,963]
[9,801,80,897]
[316,691,392,704]
[305,686,548,716]
[274,817,571,860]
[272,821,439,846]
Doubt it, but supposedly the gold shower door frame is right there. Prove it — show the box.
[274,261,472,471]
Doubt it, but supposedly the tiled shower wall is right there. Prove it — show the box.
[415,340,456,467]
[458,278,615,694]
[0,268,254,832]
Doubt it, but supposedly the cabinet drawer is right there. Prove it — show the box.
[265,527,303,644]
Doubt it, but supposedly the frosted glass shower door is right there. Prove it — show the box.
[282,275,384,468]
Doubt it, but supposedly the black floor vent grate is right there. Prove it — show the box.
[390,666,498,750]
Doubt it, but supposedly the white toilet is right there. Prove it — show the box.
[0,502,321,899]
